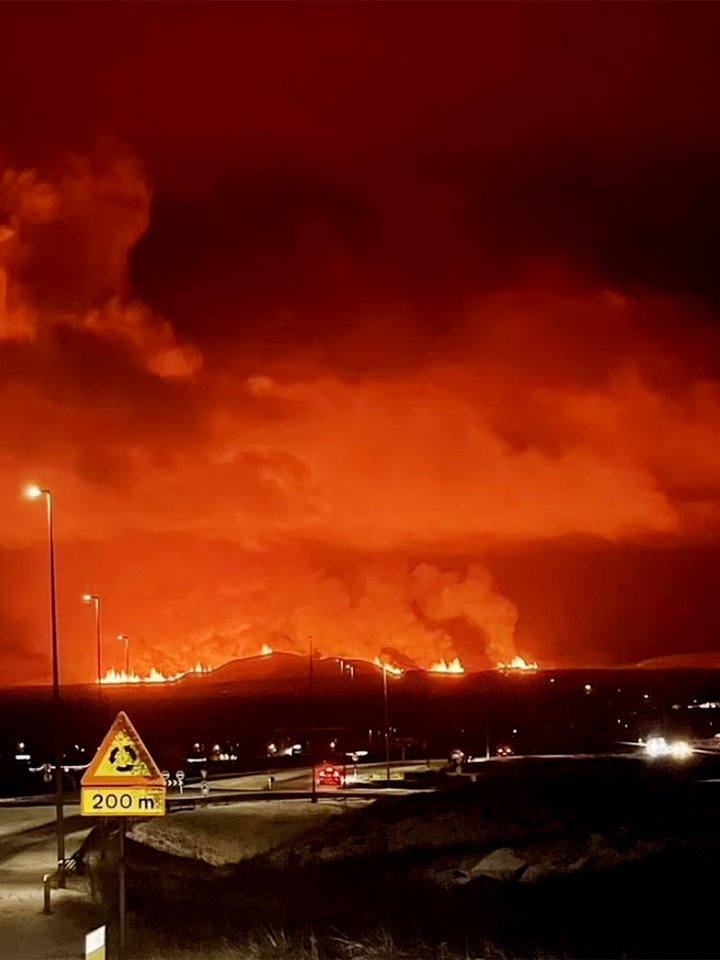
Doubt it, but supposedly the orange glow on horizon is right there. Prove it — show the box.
[97,650,544,685]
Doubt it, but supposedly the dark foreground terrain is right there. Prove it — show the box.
[77,756,720,959]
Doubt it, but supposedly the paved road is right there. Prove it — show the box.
[0,805,98,960]
[185,759,441,796]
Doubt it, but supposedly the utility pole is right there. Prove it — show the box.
[383,664,390,783]
[484,674,490,760]
[47,491,66,886]
[26,487,66,887]
[309,636,317,803]
[83,593,102,703]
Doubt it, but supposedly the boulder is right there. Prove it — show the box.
[521,861,569,883]
[469,847,528,881]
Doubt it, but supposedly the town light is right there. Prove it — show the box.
[24,484,43,500]
[645,736,668,758]
[669,740,692,760]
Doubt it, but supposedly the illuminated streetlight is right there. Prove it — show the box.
[117,635,130,676]
[23,484,66,885]
[82,593,102,690]
[382,663,391,783]
[308,636,317,804]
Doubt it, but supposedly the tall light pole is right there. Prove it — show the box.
[308,636,317,803]
[24,485,66,886]
[118,634,130,676]
[382,663,391,783]
[484,674,491,760]
[82,593,102,689]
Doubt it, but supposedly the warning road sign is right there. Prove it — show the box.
[82,711,165,788]
[82,711,166,817]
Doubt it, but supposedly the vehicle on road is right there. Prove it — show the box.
[316,763,344,786]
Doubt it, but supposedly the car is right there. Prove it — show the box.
[316,763,344,786]
[496,743,513,758]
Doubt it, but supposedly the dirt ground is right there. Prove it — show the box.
[128,797,371,865]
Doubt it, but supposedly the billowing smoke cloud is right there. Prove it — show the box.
[0,152,200,376]
[126,559,518,674]
[3,140,720,683]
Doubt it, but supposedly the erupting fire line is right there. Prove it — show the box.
[373,657,404,676]
[497,655,539,671]
[99,663,212,685]
[99,646,281,685]
[429,657,465,674]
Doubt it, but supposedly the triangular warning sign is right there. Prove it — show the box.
[82,711,165,787]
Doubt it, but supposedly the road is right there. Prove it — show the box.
[182,759,441,796]
[0,760,438,958]
[0,804,98,960]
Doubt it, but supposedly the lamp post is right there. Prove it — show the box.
[82,593,102,689]
[484,674,491,760]
[118,634,130,676]
[24,485,65,886]
[382,663,391,784]
[308,636,317,803]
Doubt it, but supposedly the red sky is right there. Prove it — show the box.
[2,3,720,683]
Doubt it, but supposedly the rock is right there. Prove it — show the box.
[521,861,569,883]
[432,866,471,887]
[469,847,528,881]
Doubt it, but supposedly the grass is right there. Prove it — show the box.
[138,924,557,960]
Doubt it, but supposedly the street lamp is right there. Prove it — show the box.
[308,636,317,803]
[82,593,102,688]
[117,635,130,676]
[382,663,391,783]
[24,484,66,886]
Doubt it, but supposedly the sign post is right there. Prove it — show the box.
[81,712,166,959]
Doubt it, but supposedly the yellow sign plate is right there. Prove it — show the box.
[81,785,166,817]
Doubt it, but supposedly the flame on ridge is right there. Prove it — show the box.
[373,657,404,676]
[429,657,465,674]
[100,649,486,684]
[99,664,211,685]
[497,655,539,671]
